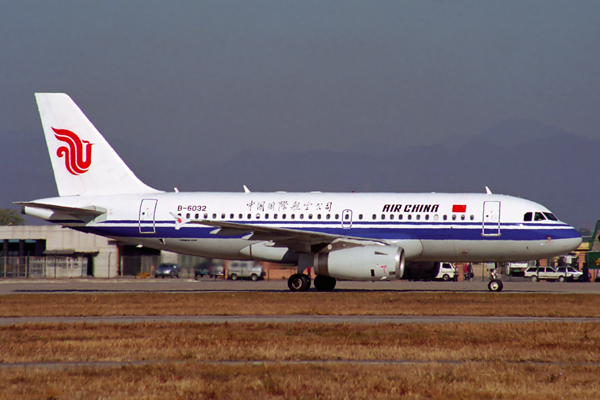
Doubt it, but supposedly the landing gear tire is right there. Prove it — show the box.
[488,279,503,292]
[288,274,311,292]
[314,275,337,291]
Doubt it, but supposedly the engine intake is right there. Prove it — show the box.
[313,245,405,281]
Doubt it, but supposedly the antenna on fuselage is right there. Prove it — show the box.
[485,186,493,195]
[243,185,251,193]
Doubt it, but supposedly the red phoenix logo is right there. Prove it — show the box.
[53,127,94,175]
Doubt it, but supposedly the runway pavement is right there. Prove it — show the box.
[1,277,600,294]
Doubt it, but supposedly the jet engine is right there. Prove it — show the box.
[312,245,405,281]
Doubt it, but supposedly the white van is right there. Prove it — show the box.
[434,262,458,281]
[228,261,265,281]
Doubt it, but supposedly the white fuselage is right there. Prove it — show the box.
[26,191,582,264]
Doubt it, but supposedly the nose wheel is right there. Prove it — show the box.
[288,274,311,292]
[488,279,503,292]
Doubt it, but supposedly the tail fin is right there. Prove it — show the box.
[35,93,162,197]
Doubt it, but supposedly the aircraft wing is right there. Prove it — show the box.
[190,219,385,253]
[14,202,107,217]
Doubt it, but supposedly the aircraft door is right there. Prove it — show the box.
[482,201,501,236]
[341,209,353,229]
[139,199,158,234]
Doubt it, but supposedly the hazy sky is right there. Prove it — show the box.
[1,1,599,164]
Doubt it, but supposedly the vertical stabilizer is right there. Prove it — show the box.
[35,93,162,197]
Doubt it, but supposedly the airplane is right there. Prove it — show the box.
[16,93,582,292]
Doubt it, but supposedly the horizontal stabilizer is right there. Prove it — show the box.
[14,201,106,216]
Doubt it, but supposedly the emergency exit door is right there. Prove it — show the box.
[482,201,501,236]
[139,199,158,234]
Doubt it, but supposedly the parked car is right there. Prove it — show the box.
[228,261,265,281]
[194,261,224,279]
[524,266,574,282]
[434,262,458,281]
[556,266,583,281]
[155,263,180,278]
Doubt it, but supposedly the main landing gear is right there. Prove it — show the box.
[287,274,337,292]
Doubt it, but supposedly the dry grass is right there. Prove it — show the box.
[0,322,598,364]
[1,292,600,317]
[1,362,600,399]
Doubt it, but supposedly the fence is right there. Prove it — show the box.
[0,256,88,278]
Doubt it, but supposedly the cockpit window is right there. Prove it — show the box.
[534,212,546,221]
[543,212,558,221]
[523,212,532,222]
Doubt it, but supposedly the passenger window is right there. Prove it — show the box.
[255,213,260,219]
[326,214,330,220]
[381,214,385,220]
[345,214,350,220]
[425,215,429,220]
[372,214,377,220]
[291,214,295,219]
[212,213,217,219]
[524,212,532,222]
[195,213,199,219]
[204,213,208,219]
[461,215,465,221]
[308,214,313,219]
[221,213,225,219]
[399,214,403,220]
[416,215,420,220]
[335,214,339,219]
[282,214,286,219]
[452,215,457,221]
[443,215,447,221]
[390,214,394,220]
[317,214,321,220]
[358,214,363,220]
[434,215,438,221]
[407,215,412,220]
[247,214,251,219]
[534,212,546,221]
[186,213,190,219]
[238,214,242,219]
[230,213,234,219]
[470,215,474,221]
[274,214,278,219]
[300,214,304,219]
[265,214,269,219]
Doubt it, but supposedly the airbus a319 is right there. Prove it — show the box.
[17,94,582,292]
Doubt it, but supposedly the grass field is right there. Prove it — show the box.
[1,292,599,399]
[1,292,599,317]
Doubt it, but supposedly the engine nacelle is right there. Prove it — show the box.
[313,246,405,281]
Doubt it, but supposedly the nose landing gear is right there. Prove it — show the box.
[487,268,503,292]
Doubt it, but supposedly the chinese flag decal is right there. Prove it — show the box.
[452,205,467,213]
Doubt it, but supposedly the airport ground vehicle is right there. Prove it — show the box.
[228,261,265,281]
[556,266,583,281]
[194,261,224,279]
[155,263,180,278]
[404,262,457,281]
[433,262,458,281]
[524,266,580,282]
